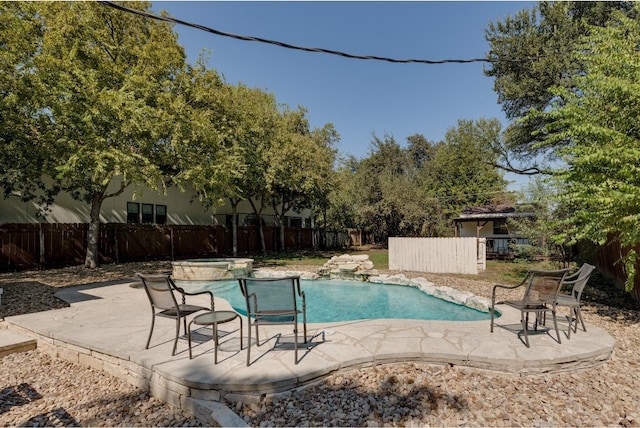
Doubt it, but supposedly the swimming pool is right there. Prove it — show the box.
[177,279,491,322]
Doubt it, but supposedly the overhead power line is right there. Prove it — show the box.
[99,1,493,65]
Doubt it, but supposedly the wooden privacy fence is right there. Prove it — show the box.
[0,223,328,271]
[594,238,640,302]
[389,237,486,274]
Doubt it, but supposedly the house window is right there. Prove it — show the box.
[289,217,302,227]
[493,219,509,235]
[141,203,154,224]
[155,205,167,224]
[127,202,140,224]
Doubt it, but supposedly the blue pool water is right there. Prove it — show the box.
[177,279,491,323]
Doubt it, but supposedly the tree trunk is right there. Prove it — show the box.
[258,222,266,254]
[271,194,292,252]
[321,207,327,249]
[248,197,267,254]
[84,194,104,269]
[271,198,283,251]
[631,284,640,303]
[311,211,318,251]
[279,221,285,252]
[229,198,239,257]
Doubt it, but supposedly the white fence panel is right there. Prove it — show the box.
[388,237,485,274]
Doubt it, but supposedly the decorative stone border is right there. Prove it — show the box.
[252,268,492,313]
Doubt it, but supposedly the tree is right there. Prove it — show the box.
[220,84,280,256]
[0,3,57,205]
[426,119,511,227]
[406,134,436,170]
[523,6,640,298]
[324,156,361,236]
[338,123,511,245]
[266,107,338,251]
[169,63,277,258]
[354,135,409,243]
[507,178,568,261]
[484,1,634,175]
[1,2,188,268]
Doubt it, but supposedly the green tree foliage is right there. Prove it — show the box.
[0,3,56,202]
[524,6,640,293]
[485,1,634,174]
[266,107,338,250]
[354,135,409,242]
[507,178,568,261]
[219,84,280,256]
[331,119,511,244]
[427,118,510,221]
[168,59,245,207]
[1,2,189,268]
[324,156,361,233]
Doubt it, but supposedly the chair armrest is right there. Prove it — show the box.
[491,275,527,304]
[559,277,578,292]
[492,283,517,303]
[563,271,580,282]
[169,279,215,310]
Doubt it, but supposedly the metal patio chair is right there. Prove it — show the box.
[238,276,308,366]
[136,273,212,356]
[490,268,569,347]
[556,263,595,338]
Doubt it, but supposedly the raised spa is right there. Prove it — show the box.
[171,258,254,281]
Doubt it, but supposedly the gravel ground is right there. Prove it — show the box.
[1,261,640,427]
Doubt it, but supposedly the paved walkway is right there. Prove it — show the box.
[2,279,616,424]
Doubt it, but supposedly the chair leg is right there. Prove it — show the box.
[489,299,496,333]
[246,320,252,366]
[172,317,180,356]
[146,312,155,349]
[187,319,195,359]
[576,305,587,332]
[293,324,298,365]
[521,311,530,348]
[212,321,219,364]
[552,309,561,344]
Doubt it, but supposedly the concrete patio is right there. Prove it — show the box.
[1,279,616,426]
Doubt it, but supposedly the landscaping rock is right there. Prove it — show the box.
[317,254,379,280]
[2,261,640,427]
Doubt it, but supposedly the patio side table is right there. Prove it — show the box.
[188,310,242,363]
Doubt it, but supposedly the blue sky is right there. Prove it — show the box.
[152,1,535,189]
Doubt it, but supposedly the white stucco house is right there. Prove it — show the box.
[453,205,533,260]
[0,178,312,228]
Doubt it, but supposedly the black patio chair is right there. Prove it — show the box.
[557,263,595,338]
[136,273,212,356]
[490,268,569,347]
[238,276,308,365]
